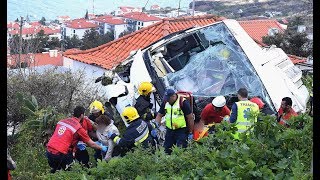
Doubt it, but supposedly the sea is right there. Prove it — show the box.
[7,0,191,22]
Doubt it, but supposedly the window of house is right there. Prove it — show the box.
[73,30,75,33]
[141,22,144,26]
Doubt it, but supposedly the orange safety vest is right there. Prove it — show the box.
[47,118,82,154]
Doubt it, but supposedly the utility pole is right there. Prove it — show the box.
[178,0,181,17]
[18,16,23,69]
[92,0,95,15]
[192,0,195,16]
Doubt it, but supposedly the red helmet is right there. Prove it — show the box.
[250,97,265,109]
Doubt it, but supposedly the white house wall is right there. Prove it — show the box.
[65,27,90,39]
[114,24,127,39]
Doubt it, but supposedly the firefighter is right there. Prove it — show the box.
[46,106,108,173]
[154,89,194,155]
[229,88,259,139]
[107,107,154,157]
[135,82,159,144]
[135,82,155,120]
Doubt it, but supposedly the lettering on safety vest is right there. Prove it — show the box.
[136,121,147,134]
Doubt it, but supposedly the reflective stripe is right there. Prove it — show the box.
[134,127,149,146]
[58,121,77,133]
[237,122,253,126]
[114,136,121,144]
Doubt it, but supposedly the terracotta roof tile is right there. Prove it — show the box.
[122,12,161,22]
[94,16,126,25]
[287,54,307,64]
[239,19,285,45]
[63,15,225,70]
[66,19,99,29]
[8,52,63,67]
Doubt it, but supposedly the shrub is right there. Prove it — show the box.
[45,114,312,179]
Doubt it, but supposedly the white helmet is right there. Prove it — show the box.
[212,96,226,108]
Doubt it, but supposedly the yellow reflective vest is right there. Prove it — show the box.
[164,94,187,130]
[233,100,259,139]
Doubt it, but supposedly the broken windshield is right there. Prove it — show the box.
[161,22,273,109]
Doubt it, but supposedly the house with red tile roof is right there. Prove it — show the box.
[7,50,63,68]
[8,26,61,40]
[63,15,306,73]
[57,15,71,23]
[150,5,161,11]
[62,19,99,39]
[238,19,286,45]
[115,6,143,16]
[93,15,128,39]
[121,12,162,31]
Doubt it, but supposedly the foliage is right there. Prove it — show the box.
[118,30,133,38]
[262,17,312,58]
[80,29,114,50]
[7,68,107,136]
[43,114,312,179]
[39,17,46,25]
[64,35,82,49]
[10,96,66,179]
[47,37,61,50]
[85,9,89,19]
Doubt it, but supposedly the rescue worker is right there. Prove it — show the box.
[135,82,159,145]
[250,97,275,116]
[74,115,95,167]
[277,97,298,127]
[46,106,108,173]
[89,100,113,122]
[107,107,153,157]
[135,82,155,120]
[229,88,259,139]
[154,89,194,155]
[95,115,120,161]
[200,96,230,125]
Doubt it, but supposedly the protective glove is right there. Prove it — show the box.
[95,141,102,146]
[101,145,108,153]
[188,133,193,141]
[151,129,157,138]
[77,142,86,151]
[152,121,160,129]
[107,132,115,139]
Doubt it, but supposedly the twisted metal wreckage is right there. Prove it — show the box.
[95,19,309,135]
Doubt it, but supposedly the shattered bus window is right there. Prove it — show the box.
[163,22,273,110]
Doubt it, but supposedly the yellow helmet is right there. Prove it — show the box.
[122,106,140,123]
[138,82,153,96]
[89,100,105,114]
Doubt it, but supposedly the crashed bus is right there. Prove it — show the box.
[97,19,309,127]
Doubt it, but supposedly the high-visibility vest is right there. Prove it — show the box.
[47,118,82,154]
[164,94,187,130]
[233,101,259,139]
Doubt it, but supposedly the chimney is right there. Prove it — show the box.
[49,50,54,57]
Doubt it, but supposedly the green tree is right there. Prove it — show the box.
[119,30,133,38]
[47,37,61,50]
[33,29,50,52]
[262,27,312,57]
[39,17,46,25]
[15,18,19,22]
[64,35,82,49]
[85,9,89,19]
[81,29,114,50]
